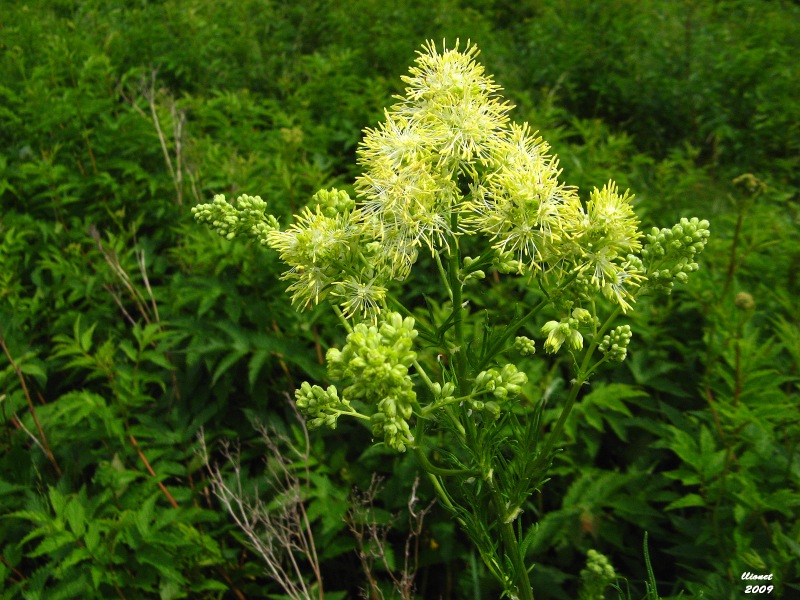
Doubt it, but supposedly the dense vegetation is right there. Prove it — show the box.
[0,1,797,598]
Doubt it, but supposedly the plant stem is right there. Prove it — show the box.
[535,306,621,468]
[478,270,579,372]
[464,415,534,600]
[489,485,535,600]
[412,446,474,477]
[447,224,468,394]
[435,250,453,302]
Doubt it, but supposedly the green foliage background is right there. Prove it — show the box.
[0,0,797,598]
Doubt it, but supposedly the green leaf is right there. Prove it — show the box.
[84,522,102,554]
[211,350,248,386]
[64,499,86,537]
[19,362,47,386]
[665,493,706,510]
[48,487,67,516]
[698,425,716,456]
[135,493,159,538]
[248,348,270,389]
[28,531,74,558]
[80,321,97,353]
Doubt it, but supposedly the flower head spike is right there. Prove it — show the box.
[356,158,458,257]
[266,205,364,309]
[568,181,644,310]
[465,123,582,270]
[397,40,512,167]
[334,276,388,322]
[358,112,433,171]
[585,182,641,253]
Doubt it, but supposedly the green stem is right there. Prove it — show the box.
[343,408,372,422]
[465,418,534,600]
[443,405,467,440]
[447,225,468,395]
[478,270,579,372]
[413,446,475,477]
[435,251,453,302]
[493,494,535,600]
[331,305,353,333]
[535,306,622,467]
[412,358,436,393]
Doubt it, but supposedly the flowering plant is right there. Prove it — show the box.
[194,40,709,599]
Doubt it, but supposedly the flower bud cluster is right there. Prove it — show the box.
[571,272,602,302]
[191,194,279,245]
[598,325,632,363]
[513,336,536,356]
[578,549,616,600]
[491,250,524,274]
[460,257,486,283]
[326,312,418,451]
[295,382,350,429]
[541,308,592,354]
[471,364,528,417]
[312,188,356,218]
[431,381,457,405]
[642,217,710,293]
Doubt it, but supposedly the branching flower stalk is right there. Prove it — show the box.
[194,40,710,599]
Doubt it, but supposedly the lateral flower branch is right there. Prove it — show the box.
[194,40,709,599]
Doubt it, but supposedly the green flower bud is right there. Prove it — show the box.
[572,308,592,324]
[192,194,279,245]
[599,325,632,363]
[735,291,755,311]
[542,319,584,354]
[472,363,527,413]
[321,311,418,451]
[492,249,524,274]
[642,217,710,294]
[578,549,616,600]
[514,336,536,356]
[311,188,355,217]
[295,383,350,429]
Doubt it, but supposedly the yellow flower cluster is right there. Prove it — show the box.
[195,41,707,324]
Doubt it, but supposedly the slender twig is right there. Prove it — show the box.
[0,551,25,583]
[200,411,326,600]
[136,248,160,324]
[90,227,152,325]
[312,325,324,364]
[170,102,185,206]
[145,73,180,205]
[0,332,61,476]
[103,284,138,327]
[120,71,187,206]
[129,434,179,509]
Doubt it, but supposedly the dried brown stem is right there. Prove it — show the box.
[0,332,61,477]
[121,71,188,206]
[1,551,26,582]
[199,414,325,600]
[129,433,179,509]
[346,475,433,600]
